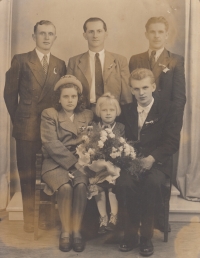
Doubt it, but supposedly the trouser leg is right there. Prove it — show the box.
[16,139,41,225]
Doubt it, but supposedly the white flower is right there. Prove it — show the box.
[105,128,112,134]
[119,137,126,143]
[100,136,107,142]
[115,151,121,157]
[110,152,117,159]
[130,151,136,159]
[82,135,89,143]
[98,140,104,148]
[88,148,95,155]
[124,149,131,156]
[78,153,90,166]
[76,144,85,156]
[112,147,118,152]
[119,146,123,152]
[100,130,108,137]
[109,133,115,138]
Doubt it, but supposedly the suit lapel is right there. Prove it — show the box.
[78,52,92,87]
[140,51,151,69]
[103,51,116,82]
[152,49,170,83]
[141,99,160,131]
[28,50,46,86]
[58,109,78,135]
[38,54,59,102]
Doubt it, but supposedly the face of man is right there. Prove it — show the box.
[145,22,168,50]
[83,21,107,52]
[130,77,156,107]
[32,24,57,54]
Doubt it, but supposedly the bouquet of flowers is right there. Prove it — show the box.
[76,125,141,186]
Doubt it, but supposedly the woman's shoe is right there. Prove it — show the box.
[73,237,85,252]
[98,215,108,234]
[59,235,72,252]
[106,213,117,231]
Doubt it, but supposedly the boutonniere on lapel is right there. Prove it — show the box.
[53,67,57,74]
[108,63,114,69]
[159,63,170,73]
[145,118,158,125]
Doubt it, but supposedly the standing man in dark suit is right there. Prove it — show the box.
[116,68,180,256]
[129,16,186,130]
[67,17,132,109]
[4,20,66,233]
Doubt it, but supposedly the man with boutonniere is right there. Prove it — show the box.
[4,20,66,233]
[116,68,180,256]
[67,17,132,111]
[129,16,186,131]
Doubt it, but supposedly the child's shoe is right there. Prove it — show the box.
[98,215,108,234]
[106,213,117,231]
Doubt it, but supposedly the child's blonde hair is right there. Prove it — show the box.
[95,92,121,117]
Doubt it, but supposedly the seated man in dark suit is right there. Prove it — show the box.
[116,68,180,256]
[129,16,186,131]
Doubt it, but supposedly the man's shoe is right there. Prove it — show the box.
[24,223,34,233]
[59,236,72,252]
[119,235,139,252]
[139,237,154,256]
[73,237,85,252]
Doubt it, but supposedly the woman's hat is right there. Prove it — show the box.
[54,75,83,93]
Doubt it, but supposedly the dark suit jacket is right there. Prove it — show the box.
[41,108,93,175]
[67,51,132,107]
[4,49,66,141]
[129,49,186,129]
[121,97,180,177]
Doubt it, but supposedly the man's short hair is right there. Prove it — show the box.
[83,17,107,32]
[95,92,121,117]
[145,16,169,31]
[34,20,56,34]
[129,68,155,85]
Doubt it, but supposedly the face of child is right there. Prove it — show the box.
[59,87,78,114]
[130,77,156,107]
[99,102,117,125]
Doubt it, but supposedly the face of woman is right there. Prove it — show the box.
[99,102,117,125]
[59,87,78,114]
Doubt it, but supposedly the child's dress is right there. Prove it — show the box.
[87,121,125,199]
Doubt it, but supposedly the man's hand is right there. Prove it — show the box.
[140,155,155,172]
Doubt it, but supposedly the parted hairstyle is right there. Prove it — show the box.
[53,83,86,113]
[95,92,121,117]
[83,17,107,32]
[145,16,169,31]
[34,20,56,34]
[129,68,155,85]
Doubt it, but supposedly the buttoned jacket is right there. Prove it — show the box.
[67,51,132,107]
[41,108,93,175]
[4,49,67,141]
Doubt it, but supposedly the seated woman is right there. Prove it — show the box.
[40,75,93,252]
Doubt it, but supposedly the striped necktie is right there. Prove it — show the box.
[42,55,48,75]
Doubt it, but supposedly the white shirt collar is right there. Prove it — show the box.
[137,97,154,114]
[35,48,50,63]
[89,49,105,58]
[148,47,164,61]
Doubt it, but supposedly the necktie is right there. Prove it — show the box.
[95,53,104,100]
[149,50,156,70]
[42,55,48,75]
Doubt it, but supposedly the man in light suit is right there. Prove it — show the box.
[67,17,132,108]
[4,20,66,233]
[129,16,186,131]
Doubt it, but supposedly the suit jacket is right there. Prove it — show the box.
[41,108,93,175]
[67,51,132,107]
[129,49,186,129]
[4,49,67,141]
[121,97,180,177]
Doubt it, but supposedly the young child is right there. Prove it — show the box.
[91,92,125,234]
[116,68,180,256]
[41,75,93,252]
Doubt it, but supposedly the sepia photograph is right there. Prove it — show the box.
[0,0,200,257]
